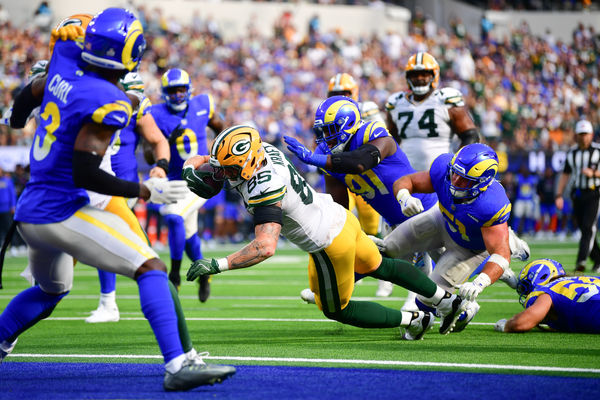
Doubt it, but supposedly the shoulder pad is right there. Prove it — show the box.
[438,87,465,107]
[385,92,405,110]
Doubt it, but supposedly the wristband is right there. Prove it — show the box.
[156,158,169,175]
[217,257,229,272]
[488,253,510,271]
[473,272,492,288]
[396,188,410,203]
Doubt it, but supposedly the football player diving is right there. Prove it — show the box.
[183,124,469,340]
[496,258,600,333]
[0,8,235,390]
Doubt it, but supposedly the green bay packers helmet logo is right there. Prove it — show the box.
[232,139,251,156]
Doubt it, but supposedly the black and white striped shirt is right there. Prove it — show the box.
[564,142,600,190]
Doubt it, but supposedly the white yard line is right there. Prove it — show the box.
[8,353,600,374]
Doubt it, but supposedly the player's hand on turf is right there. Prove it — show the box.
[495,319,507,332]
[187,258,220,280]
[283,136,327,168]
[396,189,424,217]
[143,177,188,204]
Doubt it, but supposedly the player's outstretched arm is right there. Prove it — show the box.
[497,294,552,333]
[449,106,480,148]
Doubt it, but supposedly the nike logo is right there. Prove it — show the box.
[156,188,163,194]
[114,115,125,123]
[196,110,207,116]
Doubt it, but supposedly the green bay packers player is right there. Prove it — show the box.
[385,51,480,172]
[496,258,600,333]
[183,125,469,340]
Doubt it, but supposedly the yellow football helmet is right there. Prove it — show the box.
[49,13,93,54]
[405,52,440,95]
[209,125,265,182]
[327,73,359,101]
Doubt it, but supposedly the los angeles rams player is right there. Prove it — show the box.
[85,72,171,323]
[372,143,530,332]
[326,73,394,297]
[284,96,440,308]
[385,52,480,172]
[0,8,235,390]
[496,258,600,333]
[150,68,224,302]
[183,125,469,340]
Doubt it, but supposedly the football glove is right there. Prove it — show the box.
[51,25,85,44]
[181,166,222,199]
[143,177,188,204]
[187,258,220,281]
[396,189,424,217]
[283,136,327,168]
[0,107,11,126]
[367,234,387,253]
[495,318,507,332]
[458,273,492,301]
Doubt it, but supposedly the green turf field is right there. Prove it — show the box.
[1,239,599,377]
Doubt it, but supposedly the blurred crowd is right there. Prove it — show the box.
[1,4,599,246]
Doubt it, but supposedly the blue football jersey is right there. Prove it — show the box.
[525,276,600,333]
[110,95,152,183]
[429,153,511,251]
[316,120,438,226]
[515,174,538,201]
[15,40,132,224]
[150,94,214,180]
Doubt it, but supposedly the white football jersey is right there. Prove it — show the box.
[234,143,346,253]
[385,87,464,171]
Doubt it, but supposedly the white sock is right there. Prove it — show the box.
[165,354,186,374]
[400,311,417,327]
[427,287,447,305]
[100,291,116,307]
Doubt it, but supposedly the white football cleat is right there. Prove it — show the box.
[375,280,393,297]
[85,304,120,323]
[400,291,419,312]
[452,300,480,332]
[401,311,435,340]
[300,288,316,304]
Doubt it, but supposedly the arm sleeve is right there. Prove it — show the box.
[330,143,381,174]
[10,83,42,129]
[72,150,140,198]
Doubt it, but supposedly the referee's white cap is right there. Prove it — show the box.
[575,119,593,134]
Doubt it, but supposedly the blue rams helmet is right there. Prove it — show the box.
[313,95,362,154]
[447,143,498,200]
[161,68,192,112]
[516,258,565,305]
[81,8,146,72]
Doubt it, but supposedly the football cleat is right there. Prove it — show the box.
[435,292,468,335]
[85,303,120,323]
[300,288,316,304]
[163,359,236,391]
[401,311,435,341]
[400,291,419,312]
[185,348,209,366]
[452,300,480,333]
[0,339,17,363]
[375,280,393,297]
[498,267,518,289]
[198,276,211,303]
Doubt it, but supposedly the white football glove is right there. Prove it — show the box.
[143,177,188,204]
[396,188,424,217]
[0,107,12,126]
[458,273,491,301]
[367,235,386,253]
[495,318,507,332]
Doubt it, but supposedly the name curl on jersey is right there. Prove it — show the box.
[48,73,73,104]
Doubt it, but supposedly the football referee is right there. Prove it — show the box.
[555,120,600,273]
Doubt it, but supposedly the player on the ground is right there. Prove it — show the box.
[371,143,530,332]
[184,125,469,340]
[385,51,480,172]
[150,68,224,302]
[495,258,600,333]
[0,8,235,390]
